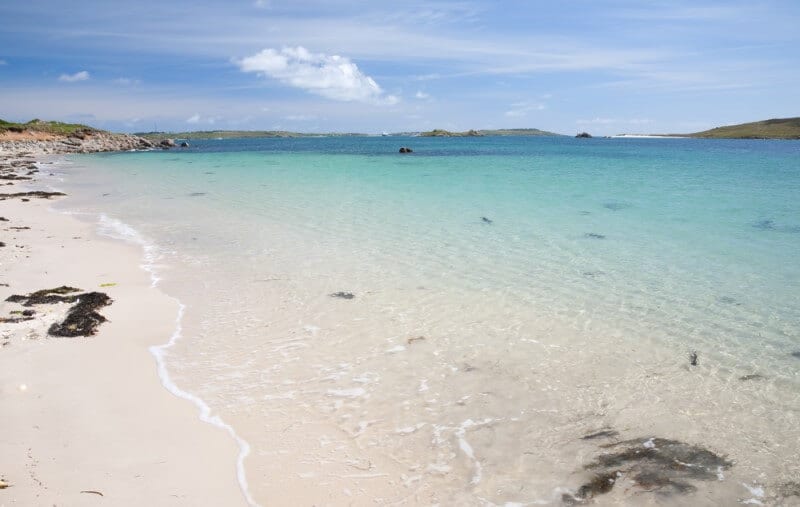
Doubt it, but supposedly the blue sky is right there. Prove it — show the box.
[1,1,799,135]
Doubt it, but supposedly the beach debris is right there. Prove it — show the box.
[80,490,104,496]
[0,191,66,201]
[689,351,698,366]
[481,216,493,224]
[407,335,426,345]
[99,282,117,288]
[0,479,9,489]
[582,429,619,440]
[6,286,81,306]
[585,233,606,239]
[564,437,732,503]
[329,291,355,300]
[49,292,113,337]
[738,374,765,381]
[399,147,413,153]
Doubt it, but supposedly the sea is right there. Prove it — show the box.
[50,136,800,505]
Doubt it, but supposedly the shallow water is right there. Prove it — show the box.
[54,136,800,505]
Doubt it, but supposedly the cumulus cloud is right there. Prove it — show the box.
[186,113,201,124]
[58,70,90,82]
[238,46,397,105]
[415,90,430,99]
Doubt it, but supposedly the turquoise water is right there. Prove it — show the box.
[55,136,800,505]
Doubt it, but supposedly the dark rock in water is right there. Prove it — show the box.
[188,192,206,197]
[0,242,4,247]
[6,286,81,306]
[579,211,591,215]
[578,437,731,500]
[585,233,606,239]
[717,295,740,305]
[753,219,775,230]
[159,138,176,149]
[689,351,698,366]
[0,217,8,221]
[399,147,413,153]
[603,201,631,211]
[180,141,189,148]
[329,291,355,300]
[576,132,592,138]
[481,216,493,224]
[738,374,765,381]
[583,271,605,278]
[582,429,619,440]
[48,292,113,337]
[791,351,800,359]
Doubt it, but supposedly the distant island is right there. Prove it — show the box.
[682,117,800,139]
[617,117,800,140]
[418,128,559,137]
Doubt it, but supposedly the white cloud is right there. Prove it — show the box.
[504,101,546,117]
[238,46,398,105]
[186,113,201,124]
[415,90,430,99]
[186,113,220,125]
[284,114,317,121]
[253,0,270,8]
[58,70,90,82]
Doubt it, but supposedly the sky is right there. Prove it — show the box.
[1,0,799,135]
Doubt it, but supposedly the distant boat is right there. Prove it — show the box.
[381,132,389,137]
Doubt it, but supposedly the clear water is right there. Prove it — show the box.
[54,137,800,505]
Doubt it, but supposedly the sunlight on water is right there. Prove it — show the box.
[54,137,800,505]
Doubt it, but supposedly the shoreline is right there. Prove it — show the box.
[1,148,248,504]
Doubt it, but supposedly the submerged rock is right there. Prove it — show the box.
[603,201,631,211]
[585,233,606,239]
[566,437,732,502]
[481,216,493,224]
[689,351,698,366]
[399,147,413,153]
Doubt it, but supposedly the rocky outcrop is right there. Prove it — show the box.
[0,130,154,155]
[576,132,592,138]
[399,147,413,153]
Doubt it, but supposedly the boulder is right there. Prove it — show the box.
[399,147,413,153]
[180,141,189,148]
[576,132,592,138]
[159,138,176,149]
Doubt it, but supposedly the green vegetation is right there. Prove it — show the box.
[0,118,96,135]
[685,117,800,139]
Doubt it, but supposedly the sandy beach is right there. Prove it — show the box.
[0,150,245,505]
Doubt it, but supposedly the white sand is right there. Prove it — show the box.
[1,178,246,504]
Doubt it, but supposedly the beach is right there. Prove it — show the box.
[0,148,245,505]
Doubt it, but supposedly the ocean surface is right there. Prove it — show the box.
[52,136,800,505]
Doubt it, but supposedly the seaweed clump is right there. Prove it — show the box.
[4,287,112,337]
[48,292,113,337]
[329,291,355,300]
[565,437,732,504]
[6,286,81,306]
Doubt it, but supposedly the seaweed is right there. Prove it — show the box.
[481,216,493,224]
[0,191,66,200]
[582,429,619,440]
[329,291,355,299]
[6,286,81,306]
[738,374,765,381]
[48,292,113,337]
[585,233,606,239]
[603,201,631,211]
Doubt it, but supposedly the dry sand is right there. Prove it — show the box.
[1,165,246,505]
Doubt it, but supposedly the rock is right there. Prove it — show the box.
[585,233,606,239]
[689,351,698,366]
[329,291,355,300]
[159,138,176,149]
[481,216,493,224]
[399,147,413,153]
[180,141,189,148]
[576,132,592,138]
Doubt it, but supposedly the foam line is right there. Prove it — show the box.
[94,213,260,506]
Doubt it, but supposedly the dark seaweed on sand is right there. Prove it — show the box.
[48,292,113,337]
